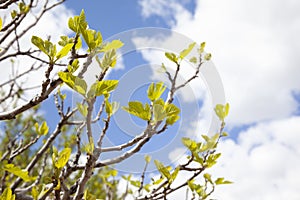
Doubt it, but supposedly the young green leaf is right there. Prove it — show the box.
[170,167,180,183]
[77,103,88,117]
[166,115,180,125]
[204,53,212,61]
[153,103,167,122]
[31,186,39,200]
[4,164,36,182]
[179,42,196,60]
[97,49,117,69]
[147,82,166,102]
[165,52,178,63]
[11,10,17,19]
[215,177,233,185]
[83,190,96,200]
[31,36,47,55]
[214,103,230,121]
[58,72,87,96]
[204,173,213,184]
[0,18,2,31]
[81,29,102,51]
[55,148,71,169]
[105,100,119,116]
[199,42,206,53]
[154,160,171,179]
[100,40,124,52]
[182,137,198,152]
[145,155,151,163]
[87,80,118,98]
[122,101,151,121]
[189,56,197,63]
[56,43,73,60]
[0,188,15,200]
[35,121,49,135]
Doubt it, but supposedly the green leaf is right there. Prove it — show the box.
[189,56,197,63]
[154,160,171,179]
[165,52,178,63]
[145,155,151,163]
[166,115,180,125]
[199,42,206,53]
[130,180,141,188]
[31,36,47,55]
[215,177,233,185]
[204,173,213,184]
[170,167,180,183]
[0,188,15,200]
[38,121,49,135]
[87,80,118,98]
[165,103,180,116]
[206,153,221,168]
[55,148,71,169]
[147,82,166,102]
[4,164,36,182]
[31,186,38,200]
[83,190,96,200]
[68,10,87,33]
[100,40,124,52]
[11,10,17,19]
[0,18,2,31]
[58,72,87,96]
[68,59,80,73]
[179,42,196,59]
[182,137,198,152]
[56,43,73,60]
[214,103,230,121]
[81,29,102,51]
[204,53,212,61]
[97,49,117,69]
[105,100,119,116]
[84,138,94,155]
[122,101,151,121]
[52,146,58,167]
[77,103,88,117]
[200,133,220,152]
[221,132,228,137]
[153,103,166,122]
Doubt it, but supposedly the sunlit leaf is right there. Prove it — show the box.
[55,148,71,169]
[179,42,196,59]
[214,103,230,121]
[154,160,171,179]
[31,186,38,200]
[87,80,118,98]
[145,155,151,163]
[0,188,15,200]
[122,101,151,121]
[165,52,178,63]
[215,177,233,185]
[77,103,88,117]
[58,72,87,96]
[147,82,166,102]
[100,40,124,52]
[56,43,73,60]
[4,164,36,182]
[0,18,2,31]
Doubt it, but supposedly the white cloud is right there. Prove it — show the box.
[138,0,300,199]
[138,0,300,125]
[167,117,300,200]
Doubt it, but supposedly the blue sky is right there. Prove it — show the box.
[1,0,300,199]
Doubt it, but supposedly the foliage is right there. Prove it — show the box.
[0,2,231,200]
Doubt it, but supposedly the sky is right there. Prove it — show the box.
[1,0,300,199]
